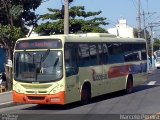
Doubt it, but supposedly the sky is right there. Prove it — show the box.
[36,0,160,36]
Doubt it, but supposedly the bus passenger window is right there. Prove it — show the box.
[65,44,78,77]
[89,44,98,66]
[107,43,124,64]
[102,43,108,64]
[98,44,103,65]
[78,44,90,67]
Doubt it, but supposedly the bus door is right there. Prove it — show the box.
[90,44,107,96]
[98,43,110,95]
[64,43,80,103]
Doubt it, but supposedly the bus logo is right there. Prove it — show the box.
[92,69,107,81]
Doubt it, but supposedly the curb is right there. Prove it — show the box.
[0,101,14,108]
[0,101,23,108]
[0,91,12,95]
[147,69,157,76]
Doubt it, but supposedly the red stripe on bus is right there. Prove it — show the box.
[108,65,130,78]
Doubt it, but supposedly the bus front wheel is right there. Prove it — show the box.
[81,84,91,105]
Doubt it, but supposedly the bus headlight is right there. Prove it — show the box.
[16,88,21,93]
[56,70,62,78]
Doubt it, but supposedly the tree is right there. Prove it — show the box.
[154,38,160,51]
[35,5,108,35]
[0,0,42,90]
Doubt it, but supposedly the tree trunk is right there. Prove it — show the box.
[5,48,13,90]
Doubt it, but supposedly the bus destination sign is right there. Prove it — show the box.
[15,39,62,50]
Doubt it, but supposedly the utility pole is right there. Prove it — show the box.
[64,0,69,34]
[141,12,156,39]
[142,11,146,39]
[150,23,154,68]
[137,0,141,38]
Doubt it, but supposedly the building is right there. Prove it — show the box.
[108,19,137,38]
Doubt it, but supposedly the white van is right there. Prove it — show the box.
[155,57,160,69]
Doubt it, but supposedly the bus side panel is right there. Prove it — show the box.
[104,64,129,93]
[65,65,106,103]
[65,74,81,104]
[89,65,105,96]
[131,61,148,86]
[103,61,147,94]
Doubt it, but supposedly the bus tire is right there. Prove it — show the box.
[81,84,91,105]
[125,76,133,94]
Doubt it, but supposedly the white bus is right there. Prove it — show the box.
[13,33,147,105]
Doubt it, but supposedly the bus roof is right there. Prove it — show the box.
[17,33,146,43]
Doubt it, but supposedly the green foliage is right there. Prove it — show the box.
[0,0,42,27]
[0,25,24,49]
[0,0,42,47]
[35,5,108,34]
[10,5,23,20]
[154,38,160,51]
[0,25,24,41]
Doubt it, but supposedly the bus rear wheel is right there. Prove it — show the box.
[81,85,91,105]
[126,77,133,94]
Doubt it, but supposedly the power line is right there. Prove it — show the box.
[131,0,138,11]
[150,15,160,23]
[131,0,143,12]
[139,0,144,13]
[146,0,149,13]
[137,0,141,38]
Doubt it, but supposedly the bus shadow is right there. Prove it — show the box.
[90,84,159,104]
[23,102,81,110]
[23,85,159,110]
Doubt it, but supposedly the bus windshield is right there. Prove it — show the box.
[14,50,63,83]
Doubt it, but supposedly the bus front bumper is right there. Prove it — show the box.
[12,91,65,105]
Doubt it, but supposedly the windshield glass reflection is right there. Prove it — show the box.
[14,50,63,82]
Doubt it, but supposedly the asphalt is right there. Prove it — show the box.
[0,91,15,108]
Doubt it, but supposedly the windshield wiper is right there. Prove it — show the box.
[54,57,59,67]
[41,49,50,62]
[35,49,50,81]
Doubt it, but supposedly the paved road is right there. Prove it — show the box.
[0,69,160,120]
[0,91,12,104]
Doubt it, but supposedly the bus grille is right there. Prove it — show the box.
[27,96,45,101]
